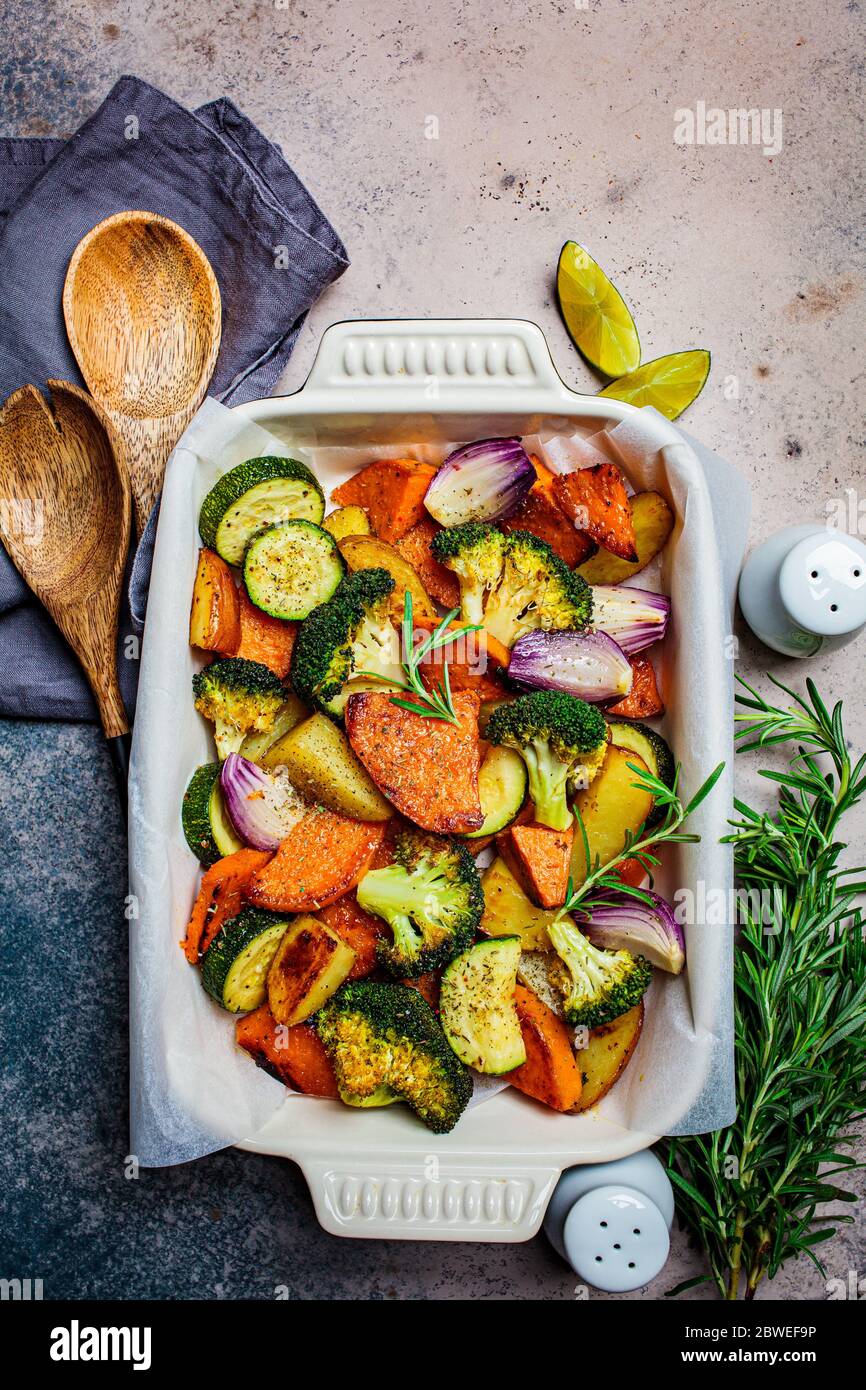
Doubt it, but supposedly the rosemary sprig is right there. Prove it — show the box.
[667,675,866,1300]
[357,589,481,725]
[556,759,725,919]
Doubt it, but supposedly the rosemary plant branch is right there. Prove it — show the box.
[357,590,481,725]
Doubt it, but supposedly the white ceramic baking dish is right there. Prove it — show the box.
[135,319,733,1241]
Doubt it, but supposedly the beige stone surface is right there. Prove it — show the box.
[2,0,863,1301]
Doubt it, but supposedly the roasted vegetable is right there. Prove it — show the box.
[316,979,473,1133]
[480,855,557,950]
[572,1002,644,1111]
[429,522,507,625]
[246,806,387,912]
[482,530,593,649]
[244,519,345,621]
[463,743,527,838]
[570,745,654,884]
[582,891,685,974]
[424,438,535,526]
[345,688,484,834]
[322,504,371,541]
[553,462,637,561]
[235,1004,339,1097]
[605,720,674,828]
[182,847,273,963]
[189,548,241,653]
[547,915,652,1028]
[192,657,286,759]
[261,711,393,821]
[356,827,483,977]
[508,984,583,1111]
[267,914,357,1025]
[508,629,633,702]
[238,695,307,764]
[337,534,437,621]
[201,908,290,1012]
[440,936,525,1074]
[486,690,609,831]
[290,567,403,719]
[219,753,307,850]
[181,762,244,866]
[503,818,574,909]
[576,490,675,585]
[394,516,460,609]
[332,457,436,542]
[317,894,386,979]
[607,653,664,719]
[199,455,324,565]
[501,455,596,567]
[233,584,298,677]
[591,584,670,656]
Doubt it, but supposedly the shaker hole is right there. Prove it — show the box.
[831,604,838,612]
[600,1220,607,1228]
[595,1256,603,1263]
[613,1243,621,1250]
[633,1228,641,1235]
[811,570,819,579]
[628,1262,636,1269]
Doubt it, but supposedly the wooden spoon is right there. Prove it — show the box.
[63,210,222,535]
[0,381,132,803]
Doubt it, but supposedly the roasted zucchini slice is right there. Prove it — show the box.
[440,936,526,1074]
[244,520,345,621]
[181,762,244,866]
[201,909,290,1012]
[199,456,325,566]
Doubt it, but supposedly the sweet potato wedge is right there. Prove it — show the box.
[332,458,436,543]
[233,584,297,678]
[317,894,386,979]
[182,847,272,963]
[508,984,583,1112]
[246,807,386,912]
[606,654,664,719]
[553,463,638,561]
[235,1004,339,1097]
[395,516,461,609]
[345,689,484,834]
[414,616,510,702]
[576,490,675,584]
[572,1002,644,1112]
[506,820,574,909]
[502,457,596,567]
[189,548,241,654]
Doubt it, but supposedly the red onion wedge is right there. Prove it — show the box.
[220,753,307,851]
[424,437,535,526]
[582,891,685,974]
[509,628,633,702]
[591,585,670,655]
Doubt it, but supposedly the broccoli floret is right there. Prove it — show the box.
[486,690,608,830]
[316,980,473,1133]
[192,657,285,759]
[356,828,483,977]
[483,529,593,648]
[548,917,652,1028]
[430,522,507,625]
[290,567,403,718]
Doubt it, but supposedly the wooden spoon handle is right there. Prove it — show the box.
[107,407,199,535]
[86,659,129,739]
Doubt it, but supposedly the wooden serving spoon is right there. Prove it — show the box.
[63,210,222,535]
[0,380,132,806]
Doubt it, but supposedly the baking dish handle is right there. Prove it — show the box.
[300,318,575,405]
[297,1152,562,1241]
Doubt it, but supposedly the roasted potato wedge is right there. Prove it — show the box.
[322,505,371,541]
[261,712,393,821]
[572,1002,644,1111]
[480,856,558,950]
[267,915,356,1026]
[337,534,437,620]
[570,746,654,884]
[576,491,675,584]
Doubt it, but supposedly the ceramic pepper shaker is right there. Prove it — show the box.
[543,1151,675,1292]
[738,523,866,658]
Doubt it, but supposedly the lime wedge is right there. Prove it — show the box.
[557,241,641,379]
[599,349,711,420]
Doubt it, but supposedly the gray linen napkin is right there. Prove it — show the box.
[0,75,348,721]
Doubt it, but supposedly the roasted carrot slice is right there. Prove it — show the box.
[395,517,461,609]
[606,654,664,719]
[508,984,583,1112]
[235,1004,339,1097]
[246,807,386,913]
[506,820,574,908]
[332,458,436,543]
[317,894,386,979]
[189,548,241,654]
[345,689,484,834]
[502,457,596,567]
[182,847,273,963]
[233,584,297,678]
[553,463,638,562]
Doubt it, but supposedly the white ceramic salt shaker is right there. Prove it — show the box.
[543,1151,675,1292]
[738,523,866,658]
